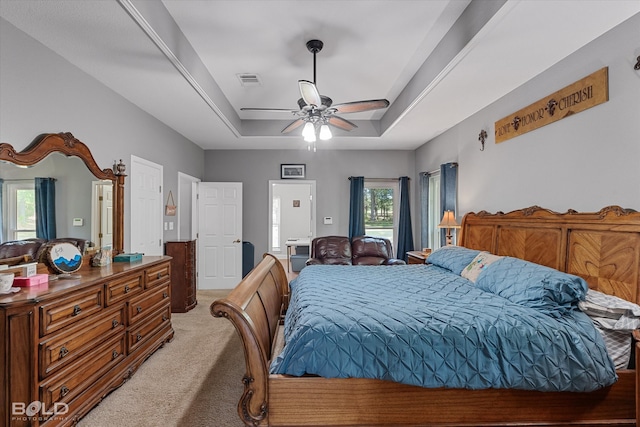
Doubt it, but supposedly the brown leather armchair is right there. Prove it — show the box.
[351,236,406,265]
[306,235,406,266]
[306,236,352,265]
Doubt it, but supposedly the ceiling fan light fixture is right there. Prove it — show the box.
[302,122,315,140]
[319,124,332,140]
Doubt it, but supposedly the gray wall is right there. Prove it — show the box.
[204,150,415,263]
[0,19,205,247]
[3,13,638,264]
[415,13,640,223]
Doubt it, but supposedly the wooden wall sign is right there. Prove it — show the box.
[495,67,608,143]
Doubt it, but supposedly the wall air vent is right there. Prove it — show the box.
[237,73,262,87]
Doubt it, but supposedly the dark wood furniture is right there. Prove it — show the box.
[406,249,431,264]
[0,132,174,426]
[0,132,126,255]
[212,206,640,427]
[0,257,173,426]
[165,240,197,313]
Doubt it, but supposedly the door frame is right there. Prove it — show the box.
[177,172,200,240]
[268,180,316,257]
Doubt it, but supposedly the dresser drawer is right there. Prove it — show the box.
[145,262,171,289]
[40,286,104,336]
[105,272,143,305]
[128,284,170,325]
[39,333,125,416]
[128,304,171,353]
[39,304,126,378]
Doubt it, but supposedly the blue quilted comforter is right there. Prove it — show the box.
[270,264,617,392]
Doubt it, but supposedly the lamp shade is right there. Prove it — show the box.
[319,124,332,140]
[438,210,460,228]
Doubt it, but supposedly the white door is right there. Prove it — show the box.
[197,182,243,289]
[91,181,113,249]
[130,156,163,256]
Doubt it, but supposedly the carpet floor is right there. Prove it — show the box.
[77,290,246,427]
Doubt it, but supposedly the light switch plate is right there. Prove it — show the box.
[323,217,333,225]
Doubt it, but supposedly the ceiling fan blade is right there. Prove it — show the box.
[298,80,322,107]
[281,118,305,134]
[328,115,358,131]
[332,99,390,114]
[240,107,297,112]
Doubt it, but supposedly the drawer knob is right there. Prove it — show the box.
[157,272,162,280]
[60,385,70,398]
[162,315,168,321]
[136,306,142,313]
[112,319,119,328]
[136,333,142,342]
[112,350,119,360]
[59,346,69,359]
[163,292,168,298]
[72,305,82,316]
[124,285,130,293]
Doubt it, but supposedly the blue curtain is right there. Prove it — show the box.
[439,163,458,247]
[35,177,57,240]
[0,178,3,244]
[419,172,429,250]
[348,176,365,240]
[397,176,414,262]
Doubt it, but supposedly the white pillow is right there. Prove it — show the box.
[461,252,503,283]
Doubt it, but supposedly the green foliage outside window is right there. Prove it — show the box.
[364,188,393,228]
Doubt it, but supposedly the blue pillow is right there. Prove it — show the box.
[475,257,588,317]
[426,246,480,275]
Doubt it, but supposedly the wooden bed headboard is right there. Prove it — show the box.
[459,206,640,305]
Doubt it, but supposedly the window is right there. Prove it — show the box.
[364,180,398,248]
[427,173,441,250]
[5,181,36,240]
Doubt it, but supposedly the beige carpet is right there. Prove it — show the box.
[78,290,246,427]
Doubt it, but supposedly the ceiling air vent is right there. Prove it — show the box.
[237,73,262,87]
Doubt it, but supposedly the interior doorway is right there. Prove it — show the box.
[268,180,316,257]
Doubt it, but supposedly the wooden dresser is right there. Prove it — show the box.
[0,256,174,427]
[165,240,197,313]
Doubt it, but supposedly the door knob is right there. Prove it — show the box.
[233,239,241,243]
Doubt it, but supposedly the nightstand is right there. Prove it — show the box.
[406,250,432,264]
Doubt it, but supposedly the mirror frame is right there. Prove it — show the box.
[0,132,126,254]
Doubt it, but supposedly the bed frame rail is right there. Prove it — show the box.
[211,253,288,426]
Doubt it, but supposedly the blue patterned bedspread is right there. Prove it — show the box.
[270,264,617,391]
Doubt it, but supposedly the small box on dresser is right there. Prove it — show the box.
[165,240,197,313]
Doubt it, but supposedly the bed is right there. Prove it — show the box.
[211,206,640,426]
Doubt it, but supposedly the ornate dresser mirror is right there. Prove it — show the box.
[0,132,125,255]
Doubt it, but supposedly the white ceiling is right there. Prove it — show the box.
[1,0,638,150]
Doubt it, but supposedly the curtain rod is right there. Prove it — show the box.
[348,177,410,181]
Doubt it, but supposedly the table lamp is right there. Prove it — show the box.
[438,210,460,246]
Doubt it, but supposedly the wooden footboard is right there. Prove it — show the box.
[212,253,637,427]
[211,253,288,426]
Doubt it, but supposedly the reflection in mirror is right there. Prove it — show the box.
[0,132,125,255]
[0,153,109,250]
[91,180,113,248]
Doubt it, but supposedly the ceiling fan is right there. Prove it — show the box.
[240,39,390,144]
